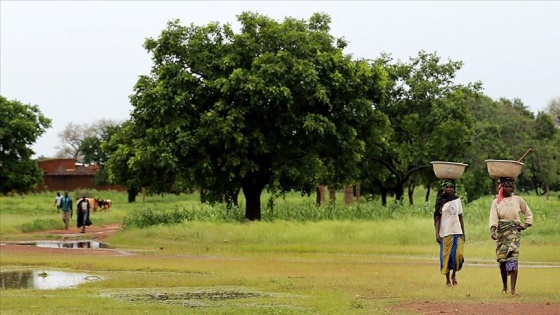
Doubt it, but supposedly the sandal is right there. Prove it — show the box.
[502,290,507,294]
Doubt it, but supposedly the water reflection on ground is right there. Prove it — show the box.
[15,240,109,249]
[0,270,101,290]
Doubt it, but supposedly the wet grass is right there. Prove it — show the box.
[1,190,559,314]
[1,248,559,314]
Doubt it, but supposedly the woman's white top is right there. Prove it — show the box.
[439,198,463,237]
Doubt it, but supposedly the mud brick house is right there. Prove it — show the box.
[38,158,123,192]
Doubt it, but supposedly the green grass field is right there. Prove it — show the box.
[1,190,559,314]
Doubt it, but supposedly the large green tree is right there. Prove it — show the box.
[370,52,481,205]
[107,12,389,219]
[0,96,52,194]
[104,121,145,202]
[460,94,503,201]
[525,111,559,196]
[460,96,558,200]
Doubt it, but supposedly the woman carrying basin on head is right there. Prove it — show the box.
[434,178,465,287]
[489,177,533,296]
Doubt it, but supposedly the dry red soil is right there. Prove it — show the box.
[394,301,559,315]
[1,224,558,314]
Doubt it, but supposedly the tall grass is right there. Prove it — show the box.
[118,191,559,242]
[1,189,559,243]
[122,201,435,229]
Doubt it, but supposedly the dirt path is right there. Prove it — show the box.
[395,301,559,315]
[1,225,559,314]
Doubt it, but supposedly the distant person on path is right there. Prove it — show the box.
[54,192,62,211]
[434,179,465,287]
[54,192,62,209]
[76,196,92,233]
[59,191,73,230]
[489,177,533,296]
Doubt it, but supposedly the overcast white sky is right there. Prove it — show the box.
[1,1,559,158]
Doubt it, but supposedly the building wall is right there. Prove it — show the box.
[37,159,125,192]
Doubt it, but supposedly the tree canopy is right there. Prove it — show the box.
[106,12,390,219]
[0,96,52,194]
[100,12,560,213]
[366,52,481,204]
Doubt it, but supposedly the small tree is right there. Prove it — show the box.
[55,122,90,159]
[0,96,52,194]
[56,119,120,161]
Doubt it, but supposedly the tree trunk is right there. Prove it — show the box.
[407,180,415,206]
[316,185,327,205]
[355,183,361,203]
[127,187,138,203]
[343,185,354,205]
[328,185,336,204]
[394,184,404,203]
[381,187,388,206]
[241,175,268,221]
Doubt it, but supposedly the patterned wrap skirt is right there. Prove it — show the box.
[496,219,521,274]
[440,234,464,275]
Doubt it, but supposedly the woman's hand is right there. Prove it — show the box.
[491,231,498,240]
[436,235,442,244]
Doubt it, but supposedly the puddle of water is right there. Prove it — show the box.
[16,240,110,249]
[1,270,102,290]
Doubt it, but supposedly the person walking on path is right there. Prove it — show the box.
[76,196,92,233]
[59,191,73,230]
[54,192,62,211]
[489,177,533,296]
[434,179,466,287]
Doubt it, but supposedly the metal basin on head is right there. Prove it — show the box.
[430,161,468,179]
[484,159,524,179]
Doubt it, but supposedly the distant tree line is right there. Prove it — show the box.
[1,12,558,221]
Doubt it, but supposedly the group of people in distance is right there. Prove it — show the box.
[434,176,533,296]
[54,191,92,233]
